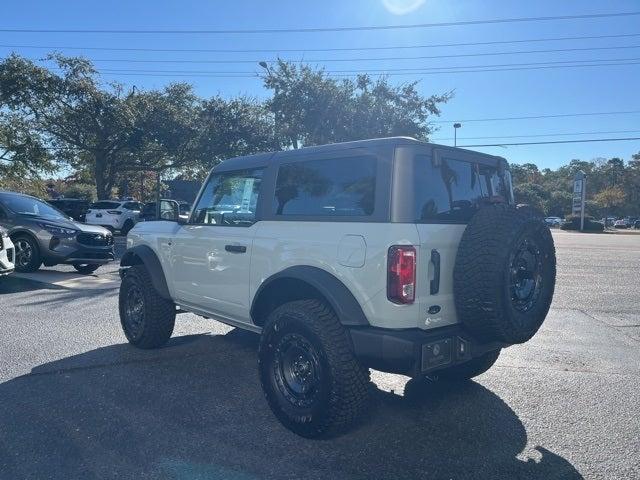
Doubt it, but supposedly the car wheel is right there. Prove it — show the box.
[258,299,370,438]
[119,265,175,349]
[73,263,101,275]
[12,235,41,273]
[430,350,501,381]
[121,219,134,235]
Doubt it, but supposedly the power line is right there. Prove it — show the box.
[87,59,640,77]
[433,110,640,124]
[3,32,640,53]
[1,11,639,34]
[459,137,640,147]
[28,137,640,152]
[45,44,640,65]
[434,129,640,141]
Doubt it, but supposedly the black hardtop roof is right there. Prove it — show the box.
[213,136,506,173]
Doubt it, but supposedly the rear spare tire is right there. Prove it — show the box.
[453,204,556,344]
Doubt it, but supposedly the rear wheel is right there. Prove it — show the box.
[258,299,370,438]
[119,265,175,349]
[12,235,41,273]
[431,350,501,381]
[73,263,101,275]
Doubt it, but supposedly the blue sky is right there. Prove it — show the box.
[1,0,639,168]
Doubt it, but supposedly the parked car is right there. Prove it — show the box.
[0,226,15,276]
[634,220,640,229]
[47,198,90,222]
[614,219,629,229]
[141,201,191,222]
[118,137,556,437]
[0,191,114,274]
[544,216,563,227]
[85,200,142,234]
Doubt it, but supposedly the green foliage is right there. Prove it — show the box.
[260,60,452,148]
[560,216,604,232]
[513,153,640,218]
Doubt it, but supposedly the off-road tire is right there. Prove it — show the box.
[12,234,41,273]
[258,299,370,438]
[73,263,100,275]
[119,264,175,349]
[454,204,556,344]
[432,349,501,381]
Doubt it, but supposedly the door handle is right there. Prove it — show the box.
[225,244,247,253]
[430,249,440,295]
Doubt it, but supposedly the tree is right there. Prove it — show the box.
[0,113,53,190]
[261,60,452,148]
[594,186,626,219]
[513,183,548,212]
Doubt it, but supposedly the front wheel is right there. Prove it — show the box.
[258,299,370,438]
[12,235,41,273]
[73,263,100,275]
[431,349,501,381]
[121,219,134,235]
[119,265,175,349]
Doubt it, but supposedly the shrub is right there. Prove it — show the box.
[560,215,604,232]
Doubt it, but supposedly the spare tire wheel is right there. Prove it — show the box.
[453,203,556,344]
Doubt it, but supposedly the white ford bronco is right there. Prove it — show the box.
[119,137,556,437]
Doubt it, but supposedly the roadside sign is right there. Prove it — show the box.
[572,171,586,231]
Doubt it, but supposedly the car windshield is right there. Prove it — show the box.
[0,192,67,220]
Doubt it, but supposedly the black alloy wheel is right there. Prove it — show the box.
[272,332,323,409]
[509,238,543,313]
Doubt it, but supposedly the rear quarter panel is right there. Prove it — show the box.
[251,221,427,329]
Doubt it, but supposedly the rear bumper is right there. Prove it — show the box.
[348,324,507,378]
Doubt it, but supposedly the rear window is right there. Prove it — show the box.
[274,156,376,216]
[414,155,506,223]
[91,201,121,210]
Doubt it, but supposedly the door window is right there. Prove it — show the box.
[191,169,263,226]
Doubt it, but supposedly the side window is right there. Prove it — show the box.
[191,168,263,227]
[274,156,376,216]
[414,155,501,223]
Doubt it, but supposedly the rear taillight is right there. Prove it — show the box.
[107,210,122,215]
[387,245,416,304]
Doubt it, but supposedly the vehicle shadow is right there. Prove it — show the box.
[0,330,583,480]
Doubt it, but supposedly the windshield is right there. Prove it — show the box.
[0,193,68,220]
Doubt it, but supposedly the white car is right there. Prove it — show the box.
[118,137,556,437]
[85,201,142,234]
[544,216,563,227]
[0,226,15,276]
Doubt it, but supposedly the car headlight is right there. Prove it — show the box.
[38,223,78,236]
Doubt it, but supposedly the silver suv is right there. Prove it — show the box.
[118,137,556,437]
[0,191,114,274]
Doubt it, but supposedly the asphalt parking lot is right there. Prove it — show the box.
[0,231,638,480]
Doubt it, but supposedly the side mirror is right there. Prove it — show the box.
[159,199,181,222]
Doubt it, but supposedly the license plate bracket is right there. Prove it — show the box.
[421,338,452,372]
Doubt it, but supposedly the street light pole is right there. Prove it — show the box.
[453,123,462,147]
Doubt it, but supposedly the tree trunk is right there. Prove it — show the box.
[94,152,109,200]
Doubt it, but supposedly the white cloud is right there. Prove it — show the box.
[382,0,427,15]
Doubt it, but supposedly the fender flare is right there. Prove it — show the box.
[120,245,171,300]
[250,265,370,326]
